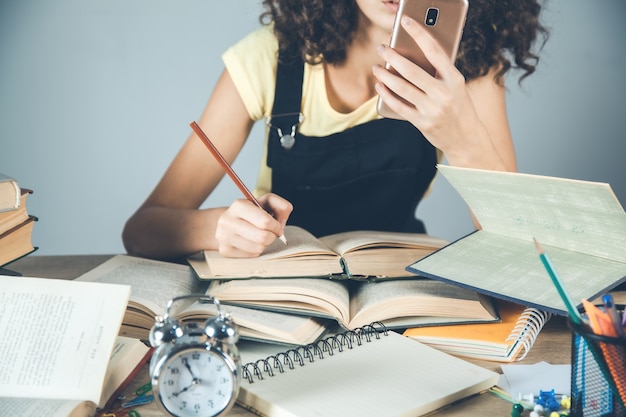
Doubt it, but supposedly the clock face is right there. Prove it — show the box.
[156,347,236,417]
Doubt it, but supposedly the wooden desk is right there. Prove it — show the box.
[9,255,573,417]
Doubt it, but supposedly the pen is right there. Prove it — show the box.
[601,293,624,337]
[533,238,584,326]
[190,121,287,245]
[582,299,626,404]
[582,299,617,337]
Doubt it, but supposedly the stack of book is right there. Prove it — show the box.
[189,225,503,333]
[74,255,503,417]
[0,173,37,272]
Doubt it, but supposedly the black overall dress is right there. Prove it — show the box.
[267,53,437,237]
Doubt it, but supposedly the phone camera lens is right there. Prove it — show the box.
[425,8,439,26]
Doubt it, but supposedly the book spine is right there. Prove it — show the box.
[241,322,388,383]
[506,307,551,361]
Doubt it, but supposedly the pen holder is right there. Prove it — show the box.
[568,309,626,417]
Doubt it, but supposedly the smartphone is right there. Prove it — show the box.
[376,0,468,120]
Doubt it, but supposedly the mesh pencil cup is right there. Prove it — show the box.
[568,308,626,417]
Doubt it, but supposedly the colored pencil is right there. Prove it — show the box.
[534,238,583,325]
[190,121,287,245]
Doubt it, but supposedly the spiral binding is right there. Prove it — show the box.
[505,307,552,360]
[241,322,389,384]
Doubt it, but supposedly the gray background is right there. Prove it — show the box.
[1,1,624,256]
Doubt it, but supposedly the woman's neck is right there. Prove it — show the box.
[324,18,389,114]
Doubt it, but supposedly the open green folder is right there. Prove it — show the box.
[407,165,626,316]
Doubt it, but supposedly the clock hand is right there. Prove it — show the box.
[171,357,203,397]
[172,383,191,397]
[172,377,202,397]
[182,357,197,379]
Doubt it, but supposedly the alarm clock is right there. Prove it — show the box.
[149,294,241,417]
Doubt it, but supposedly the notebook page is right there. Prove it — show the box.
[237,331,498,417]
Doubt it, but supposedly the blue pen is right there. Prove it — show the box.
[602,294,624,337]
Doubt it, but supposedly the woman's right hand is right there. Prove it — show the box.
[215,193,293,258]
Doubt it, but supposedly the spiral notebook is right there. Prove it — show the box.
[236,324,499,417]
[403,301,551,362]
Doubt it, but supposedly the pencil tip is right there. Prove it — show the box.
[533,237,543,253]
[279,234,287,245]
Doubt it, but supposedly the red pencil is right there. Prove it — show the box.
[190,121,287,244]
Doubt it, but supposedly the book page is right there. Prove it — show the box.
[319,230,448,255]
[341,247,439,278]
[202,226,343,278]
[259,226,337,259]
[98,336,151,408]
[410,232,626,315]
[208,225,337,262]
[0,398,93,417]
[317,231,447,278]
[208,278,350,325]
[347,279,496,329]
[237,331,499,417]
[76,255,209,318]
[0,276,130,402]
[438,165,626,263]
[203,251,343,278]
[180,302,327,345]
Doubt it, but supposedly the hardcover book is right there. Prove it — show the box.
[0,215,37,267]
[207,276,499,330]
[407,165,626,316]
[0,188,32,235]
[190,225,448,280]
[0,173,21,213]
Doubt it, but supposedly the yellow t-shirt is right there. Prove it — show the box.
[222,25,442,196]
[222,25,381,196]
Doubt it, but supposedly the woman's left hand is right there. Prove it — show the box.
[373,15,513,171]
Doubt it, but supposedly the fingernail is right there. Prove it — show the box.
[401,15,414,26]
[376,44,385,55]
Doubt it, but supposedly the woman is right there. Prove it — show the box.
[122,0,547,260]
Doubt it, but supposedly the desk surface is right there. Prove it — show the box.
[9,255,573,417]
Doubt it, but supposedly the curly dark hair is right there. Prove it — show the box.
[260,0,549,83]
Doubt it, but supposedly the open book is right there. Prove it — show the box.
[0,337,151,417]
[190,226,448,279]
[407,165,626,315]
[76,255,329,346]
[404,300,552,362]
[236,324,499,417]
[0,276,132,417]
[207,275,498,330]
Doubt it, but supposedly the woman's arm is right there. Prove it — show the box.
[122,69,291,260]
